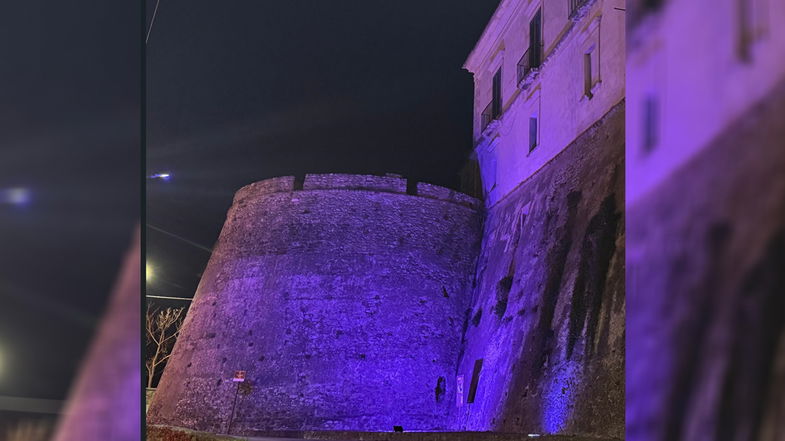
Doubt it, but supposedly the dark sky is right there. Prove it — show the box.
[146,2,500,307]
[0,0,140,410]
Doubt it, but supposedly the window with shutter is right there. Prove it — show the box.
[492,69,502,119]
[529,117,538,151]
[584,52,594,98]
[529,9,542,69]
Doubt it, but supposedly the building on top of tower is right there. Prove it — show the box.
[626,0,785,440]
[464,0,625,206]
[450,1,626,437]
[626,0,785,205]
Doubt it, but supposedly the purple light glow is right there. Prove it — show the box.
[541,363,578,434]
[0,187,31,206]
[147,174,483,433]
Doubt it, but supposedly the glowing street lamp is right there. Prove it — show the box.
[148,172,171,181]
[146,263,154,283]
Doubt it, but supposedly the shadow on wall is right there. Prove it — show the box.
[626,75,785,441]
[453,102,625,438]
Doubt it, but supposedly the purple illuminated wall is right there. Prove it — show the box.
[626,79,785,441]
[147,174,482,434]
[451,102,625,438]
[625,0,785,438]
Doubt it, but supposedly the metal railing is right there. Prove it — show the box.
[481,101,494,132]
[569,0,589,17]
[517,45,542,85]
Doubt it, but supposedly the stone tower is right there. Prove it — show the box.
[147,174,482,434]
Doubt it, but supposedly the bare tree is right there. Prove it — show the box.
[5,420,52,441]
[145,306,185,389]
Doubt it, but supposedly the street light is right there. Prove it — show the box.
[148,172,171,181]
[146,263,154,283]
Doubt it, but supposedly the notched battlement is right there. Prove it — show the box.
[234,173,480,209]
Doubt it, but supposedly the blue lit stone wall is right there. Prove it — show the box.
[147,174,482,434]
[626,80,785,441]
[450,102,625,439]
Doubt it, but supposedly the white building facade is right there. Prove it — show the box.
[465,0,625,207]
[626,1,785,440]
[626,0,785,205]
[452,1,627,437]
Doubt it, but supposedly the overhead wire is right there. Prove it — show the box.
[146,0,161,44]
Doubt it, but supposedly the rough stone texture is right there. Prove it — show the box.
[302,174,407,194]
[627,79,785,441]
[147,175,482,434]
[450,102,625,439]
[235,176,296,199]
[149,425,623,441]
[415,183,481,209]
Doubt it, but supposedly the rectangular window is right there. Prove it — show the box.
[529,9,542,69]
[643,96,658,153]
[738,0,752,61]
[584,52,593,98]
[529,117,538,151]
[467,359,483,404]
[737,0,767,62]
[491,69,502,119]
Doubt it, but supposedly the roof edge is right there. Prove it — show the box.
[463,0,517,73]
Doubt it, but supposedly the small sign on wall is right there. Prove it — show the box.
[456,374,464,407]
[233,370,246,382]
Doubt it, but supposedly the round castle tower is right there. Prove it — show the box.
[147,174,482,434]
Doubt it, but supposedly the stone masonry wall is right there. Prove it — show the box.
[147,175,482,434]
[149,424,622,441]
[450,102,625,439]
[626,79,785,441]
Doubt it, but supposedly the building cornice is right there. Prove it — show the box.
[463,0,523,74]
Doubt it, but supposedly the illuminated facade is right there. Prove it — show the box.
[465,0,625,205]
[626,1,785,440]
[626,0,785,205]
[148,0,627,438]
[148,174,483,433]
[453,0,625,436]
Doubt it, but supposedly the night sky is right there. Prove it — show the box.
[146,2,500,310]
[0,0,140,422]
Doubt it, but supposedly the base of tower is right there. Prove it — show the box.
[148,424,623,441]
